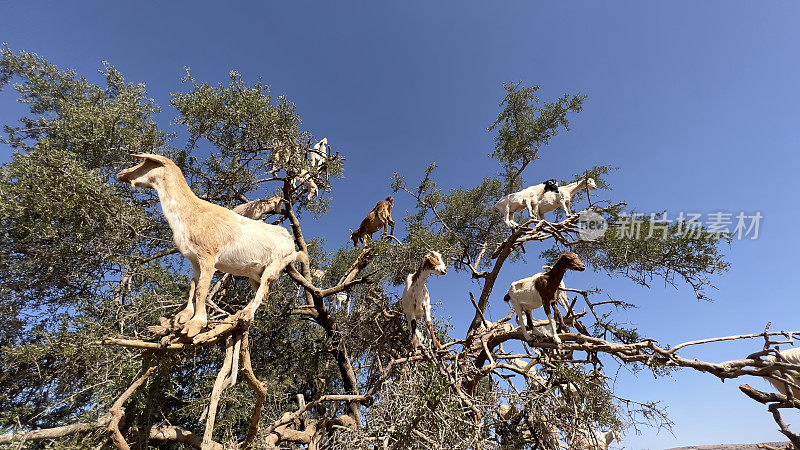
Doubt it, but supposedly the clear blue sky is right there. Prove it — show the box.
[2,2,799,448]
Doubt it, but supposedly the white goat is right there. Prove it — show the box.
[290,138,330,201]
[290,168,319,200]
[270,137,294,171]
[117,154,307,338]
[400,251,447,349]
[308,138,328,168]
[310,268,326,281]
[537,177,598,219]
[271,136,322,200]
[763,347,800,398]
[504,252,585,344]
[332,291,350,313]
[493,179,559,227]
[571,429,620,450]
[232,195,283,220]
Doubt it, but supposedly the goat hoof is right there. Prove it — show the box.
[237,309,254,323]
[181,319,206,338]
[174,309,194,325]
[147,324,169,336]
[147,317,174,336]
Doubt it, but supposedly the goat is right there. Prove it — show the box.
[310,268,326,281]
[270,137,294,171]
[308,138,328,168]
[493,179,559,227]
[495,403,561,449]
[271,136,322,200]
[232,195,283,220]
[332,291,350,313]
[117,154,307,338]
[762,347,800,399]
[349,196,395,246]
[537,177,598,219]
[504,252,585,344]
[400,250,446,349]
[571,429,620,450]
[289,168,320,200]
[287,138,331,201]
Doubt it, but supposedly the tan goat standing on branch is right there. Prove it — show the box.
[117,154,308,338]
[349,196,396,246]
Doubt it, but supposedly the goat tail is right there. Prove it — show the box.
[294,250,309,266]
[503,293,511,303]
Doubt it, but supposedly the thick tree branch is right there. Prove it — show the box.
[0,417,109,444]
[203,335,237,449]
[241,331,267,449]
[0,421,222,449]
[150,425,223,450]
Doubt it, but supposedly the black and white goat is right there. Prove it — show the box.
[493,179,560,227]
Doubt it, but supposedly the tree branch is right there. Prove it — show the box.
[108,362,158,450]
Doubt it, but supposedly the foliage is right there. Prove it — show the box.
[488,82,586,191]
[0,48,768,450]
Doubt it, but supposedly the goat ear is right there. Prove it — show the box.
[131,153,168,166]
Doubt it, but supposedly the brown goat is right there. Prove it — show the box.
[504,252,585,344]
[349,196,396,246]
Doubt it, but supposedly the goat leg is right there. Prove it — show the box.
[523,310,536,341]
[542,302,561,345]
[504,207,518,228]
[553,307,567,333]
[525,199,536,219]
[559,196,570,216]
[182,259,215,338]
[240,275,272,323]
[410,318,418,349]
[175,263,200,325]
[427,320,441,350]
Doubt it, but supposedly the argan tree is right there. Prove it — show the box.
[1,48,798,449]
